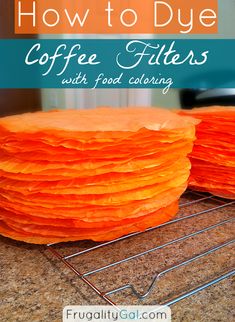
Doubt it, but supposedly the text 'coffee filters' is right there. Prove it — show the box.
[0,107,198,244]
[179,106,235,199]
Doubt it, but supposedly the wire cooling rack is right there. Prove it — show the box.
[46,191,235,307]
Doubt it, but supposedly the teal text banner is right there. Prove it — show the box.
[1,39,235,92]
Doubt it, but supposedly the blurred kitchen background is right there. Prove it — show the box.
[0,0,235,116]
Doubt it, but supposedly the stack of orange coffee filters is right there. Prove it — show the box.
[0,107,198,244]
[179,106,235,199]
